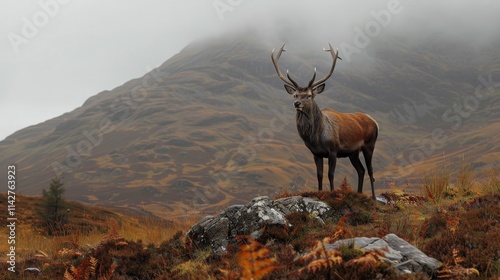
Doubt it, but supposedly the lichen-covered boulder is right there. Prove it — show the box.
[186,196,334,254]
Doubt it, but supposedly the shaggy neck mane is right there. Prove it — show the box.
[296,102,323,142]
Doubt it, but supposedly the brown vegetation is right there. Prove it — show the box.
[1,166,499,279]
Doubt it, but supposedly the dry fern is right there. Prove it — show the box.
[35,250,50,259]
[98,262,117,280]
[89,257,98,277]
[437,248,480,279]
[332,212,354,240]
[446,217,460,235]
[58,247,83,258]
[345,249,386,270]
[296,235,391,278]
[236,235,278,280]
[65,255,117,280]
[296,237,343,276]
[64,270,76,280]
[339,176,351,194]
[218,260,240,280]
[438,265,480,279]
[64,256,98,280]
[103,219,123,242]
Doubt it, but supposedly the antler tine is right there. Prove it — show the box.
[322,45,342,60]
[286,70,299,88]
[271,43,298,88]
[311,43,341,88]
[274,43,286,59]
[307,67,317,88]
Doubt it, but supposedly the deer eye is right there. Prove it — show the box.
[306,95,312,99]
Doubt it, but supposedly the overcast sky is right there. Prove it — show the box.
[1,0,499,141]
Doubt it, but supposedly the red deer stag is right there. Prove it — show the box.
[271,43,378,199]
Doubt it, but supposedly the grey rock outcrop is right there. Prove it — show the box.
[186,195,442,276]
[186,196,442,277]
[328,233,442,277]
[186,196,334,254]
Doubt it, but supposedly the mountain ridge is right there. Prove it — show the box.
[1,32,499,219]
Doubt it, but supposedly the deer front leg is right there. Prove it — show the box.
[314,155,324,191]
[328,153,337,191]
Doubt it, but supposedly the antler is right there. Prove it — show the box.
[271,43,298,88]
[309,43,341,88]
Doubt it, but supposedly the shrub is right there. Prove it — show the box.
[423,193,500,278]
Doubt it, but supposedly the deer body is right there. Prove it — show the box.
[272,43,378,199]
[297,108,377,158]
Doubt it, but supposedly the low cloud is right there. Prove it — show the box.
[1,0,499,140]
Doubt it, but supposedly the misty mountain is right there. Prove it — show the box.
[1,32,499,219]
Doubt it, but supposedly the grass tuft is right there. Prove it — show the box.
[456,160,475,194]
[422,166,451,202]
[484,165,500,193]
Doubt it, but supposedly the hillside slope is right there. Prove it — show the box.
[1,32,499,218]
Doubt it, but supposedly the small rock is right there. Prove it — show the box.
[325,234,441,277]
[383,233,442,275]
[25,268,41,274]
[376,195,389,204]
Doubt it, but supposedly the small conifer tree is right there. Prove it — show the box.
[41,177,68,235]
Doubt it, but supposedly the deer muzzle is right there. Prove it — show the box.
[294,100,303,110]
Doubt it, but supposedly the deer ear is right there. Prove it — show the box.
[313,83,325,94]
[284,84,296,95]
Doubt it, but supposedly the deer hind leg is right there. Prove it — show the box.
[349,152,365,193]
[362,147,376,199]
[314,155,324,191]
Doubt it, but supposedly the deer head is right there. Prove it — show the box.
[271,43,341,112]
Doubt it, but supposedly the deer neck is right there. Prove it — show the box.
[296,102,323,143]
